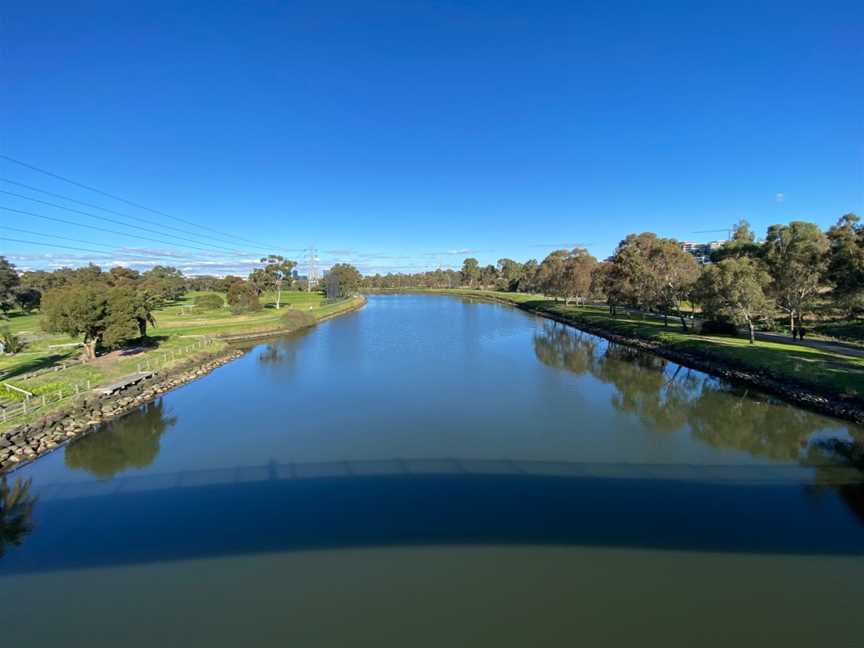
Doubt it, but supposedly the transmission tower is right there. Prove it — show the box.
[306,246,319,292]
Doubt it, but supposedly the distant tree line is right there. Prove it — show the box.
[360,215,863,344]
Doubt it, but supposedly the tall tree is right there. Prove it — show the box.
[250,255,297,309]
[326,264,362,298]
[0,257,20,315]
[695,257,772,343]
[561,248,598,306]
[763,221,828,337]
[826,213,864,315]
[140,266,186,303]
[647,238,700,330]
[41,285,110,360]
[460,258,480,288]
[496,258,523,291]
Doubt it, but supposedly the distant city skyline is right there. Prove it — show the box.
[2,0,862,275]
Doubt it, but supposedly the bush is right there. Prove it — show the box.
[280,308,315,330]
[193,294,224,311]
[700,319,739,336]
[227,283,262,314]
[0,327,25,354]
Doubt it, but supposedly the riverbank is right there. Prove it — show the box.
[0,295,366,473]
[423,289,864,425]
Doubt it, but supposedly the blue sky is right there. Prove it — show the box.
[1,0,862,275]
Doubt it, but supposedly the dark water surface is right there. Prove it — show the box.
[3,295,863,646]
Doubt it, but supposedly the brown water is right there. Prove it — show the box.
[2,294,863,646]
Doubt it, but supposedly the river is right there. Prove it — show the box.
[2,294,863,646]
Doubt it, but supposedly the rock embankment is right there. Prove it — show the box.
[0,349,244,474]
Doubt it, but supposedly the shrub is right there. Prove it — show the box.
[700,319,739,336]
[227,283,262,314]
[280,308,315,330]
[194,294,224,311]
[0,326,25,354]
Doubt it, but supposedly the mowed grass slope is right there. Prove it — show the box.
[441,289,864,397]
[0,290,363,430]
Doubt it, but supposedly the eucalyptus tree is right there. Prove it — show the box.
[763,221,828,337]
[695,257,772,343]
[460,258,481,288]
[250,255,297,309]
[0,256,20,315]
[562,248,598,306]
[606,233,699,329]
[647,237,700,329]
[327,263,362,297]
[496,258,523,291]
[826,213,864,315]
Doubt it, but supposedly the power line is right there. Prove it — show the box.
[0,189,261,256]
[0,235,178,260]
[0,204,250,255]
[0,225,196,261]
[0,153,274,249]
[0,177,257,249]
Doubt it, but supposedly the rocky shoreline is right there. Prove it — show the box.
[0,348,244,474]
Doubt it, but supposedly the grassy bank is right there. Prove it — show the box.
[0,291,364,431]
[428,289,864,404]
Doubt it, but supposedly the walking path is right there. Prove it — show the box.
[752,331,864,358]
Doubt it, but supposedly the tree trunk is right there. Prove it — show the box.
[83,339,97,361]
[137,317,147,338]
[789,310,795,338]
[275,283,282,310]
[678,313,688,332]
[663,312,668,327]
[748,320,755,344]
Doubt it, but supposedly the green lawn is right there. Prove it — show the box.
[0,290,363,431]
[438,289,864,397]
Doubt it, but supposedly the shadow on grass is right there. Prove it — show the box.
[0,353,71,382]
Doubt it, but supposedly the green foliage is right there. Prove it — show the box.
[325,264,362,298]
[0,256,20,315]
[227,282,262,314]
[0,326,25,354]
[140,266,186,303]
[763,221,828,332]
[13,287,41,313]
[193,294,225,311]
[279,308,316,330]
[695,257,772,343]
[41,284,153,359]
[460,258,481,287]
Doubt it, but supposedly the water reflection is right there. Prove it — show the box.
[0,476,37,558]
[533,323,864,464]
[64,399,177,479]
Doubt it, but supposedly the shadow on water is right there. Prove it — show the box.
[2,458,864,575]
[64,399,178,479]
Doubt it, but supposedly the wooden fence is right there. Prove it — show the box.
[0,337,215,425]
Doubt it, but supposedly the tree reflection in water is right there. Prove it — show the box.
[533,322,864,465]
[0,476,37,558]
[65,399,178,479]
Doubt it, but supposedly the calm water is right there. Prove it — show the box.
[2,294,863,646]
